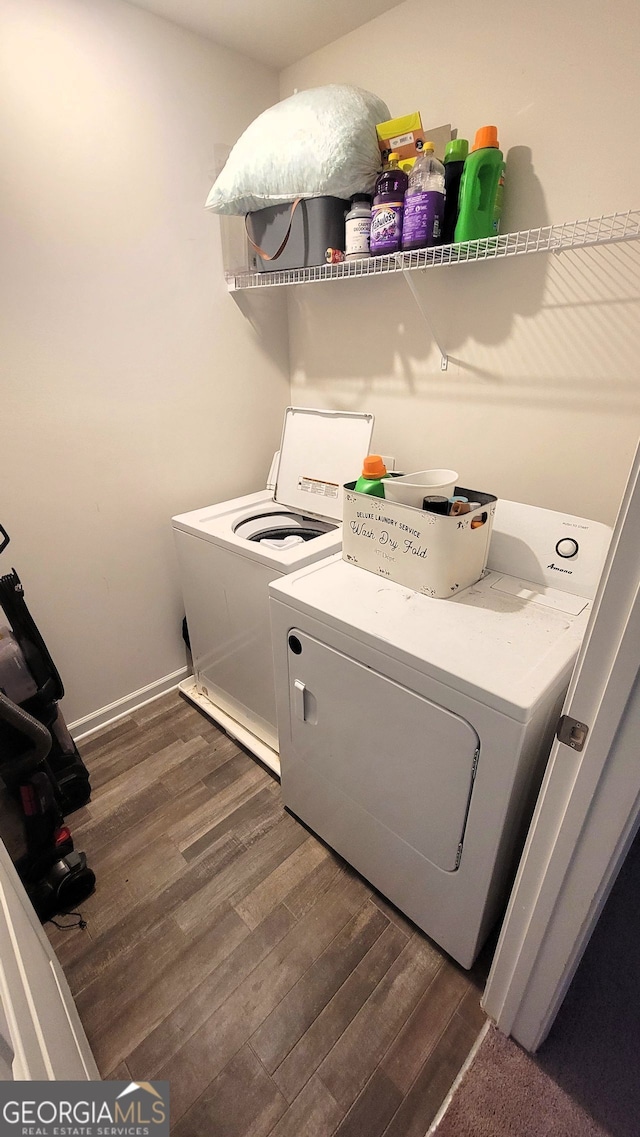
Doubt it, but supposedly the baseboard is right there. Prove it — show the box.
[68,666,192,742]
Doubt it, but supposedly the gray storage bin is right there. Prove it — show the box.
[247,196,349,272]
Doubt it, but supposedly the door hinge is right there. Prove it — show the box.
[556,714,589,752]
[471,747,480,779]
[455,842,463,869]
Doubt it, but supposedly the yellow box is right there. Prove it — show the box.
[376,112,425,163]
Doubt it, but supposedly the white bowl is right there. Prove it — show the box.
[384,469,458,508]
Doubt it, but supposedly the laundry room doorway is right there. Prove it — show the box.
[483,437,640,1051]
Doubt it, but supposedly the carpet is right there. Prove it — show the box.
[434,832,640,1136]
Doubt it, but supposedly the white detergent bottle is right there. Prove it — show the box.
[345,194,372,260]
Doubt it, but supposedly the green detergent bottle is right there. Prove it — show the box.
[454,125,505,242]
[354,455,388,498]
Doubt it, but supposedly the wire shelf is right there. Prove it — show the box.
[226,209,640,291]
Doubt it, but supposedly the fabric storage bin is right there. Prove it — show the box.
[246,196,349,272]
[342,483,498,597]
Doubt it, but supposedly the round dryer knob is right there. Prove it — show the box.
[555,537,579,559]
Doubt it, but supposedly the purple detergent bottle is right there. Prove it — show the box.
[401,142,445,251]
[370,152,408,255]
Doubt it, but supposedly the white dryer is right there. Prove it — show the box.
[269,501,611,967]
[172,407,375,774]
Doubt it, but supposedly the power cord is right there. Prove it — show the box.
[48,911,87,930]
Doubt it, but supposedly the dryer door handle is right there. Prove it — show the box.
[293,679,307,721]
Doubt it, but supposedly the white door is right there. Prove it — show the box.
[0,839,98,1079]
[483,439,640,1051]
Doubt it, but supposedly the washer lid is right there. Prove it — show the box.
[275,407,375,522]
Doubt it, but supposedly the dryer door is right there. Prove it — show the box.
[286,631,480,872]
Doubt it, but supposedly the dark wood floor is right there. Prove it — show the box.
[45,691,487,1135]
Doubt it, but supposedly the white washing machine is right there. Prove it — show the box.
[269,500,611,967]
[172,407,375,774]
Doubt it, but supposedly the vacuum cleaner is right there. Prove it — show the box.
[0,522,95,920]
[0,522,91,813]
[0,690,95,921]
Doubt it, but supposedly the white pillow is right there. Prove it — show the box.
[205,85,389,215]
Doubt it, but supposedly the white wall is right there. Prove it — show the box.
[0,0,289,723]
[3,0,639,725]
[281,0,640,525]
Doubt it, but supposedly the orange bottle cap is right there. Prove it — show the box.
[472,125,499,151]
[362,454,387,478]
